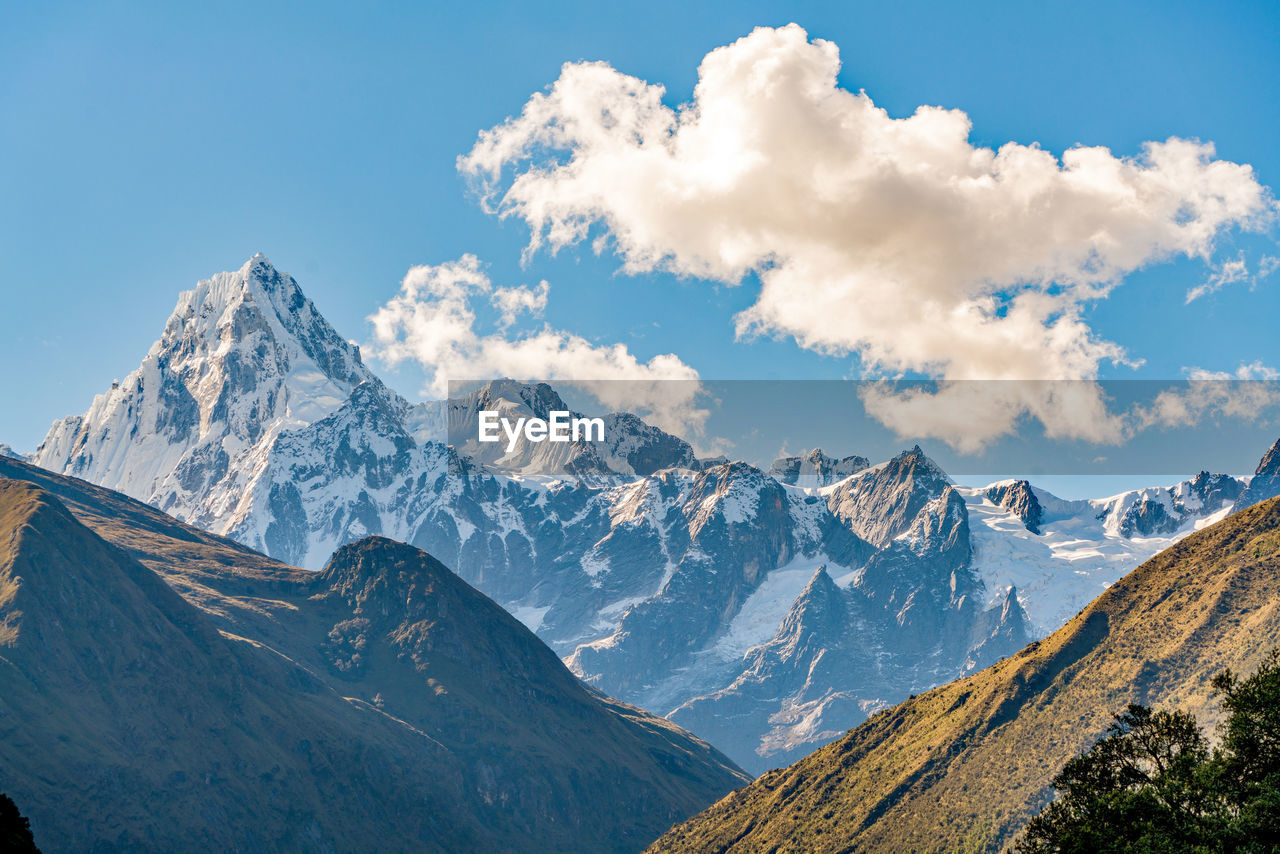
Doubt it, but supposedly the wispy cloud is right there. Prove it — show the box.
[1184,252,1279,303]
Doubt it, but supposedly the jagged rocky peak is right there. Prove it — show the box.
[33,255,381,506]
[663,561,864,773]
[769,448,870,487]
[994,584,1026,627]
[1118,496,1179,537]
[853,485,974,651]
[1250,436,1280,480]
[967,584,1032,669]
[29,255,400,558]
[153,253,375,413]
[0,444,25,461]
[985,479,1043,535]
[160,253,370,384]
[827,445,952,547]
[449,378,697,476]
[1236,437,1280,511]
[778,565,847,639]
[448,379,613,476]
[685,460,783,530]
[910,486,971,556]
[456,378,570,421]
[1185,470,1244,508]
[597,410,698,476]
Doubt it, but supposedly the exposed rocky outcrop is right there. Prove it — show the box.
[985,479,1043,534]
[826,446,951,546]
[769,449,870,487]
[1234,437,1280,511]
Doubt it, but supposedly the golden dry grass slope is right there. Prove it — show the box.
[649,494,1280,854]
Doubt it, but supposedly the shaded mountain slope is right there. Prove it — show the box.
[0,463,746,853]
[0,478,477,853]
[648,495,1280,853]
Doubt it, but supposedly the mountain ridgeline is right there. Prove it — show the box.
[648,493,1280,853]
[0,457,745,853]
[26,256,1263,774]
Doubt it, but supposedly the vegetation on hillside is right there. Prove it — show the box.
[1017,650,1280,853]
[0,793,40,853]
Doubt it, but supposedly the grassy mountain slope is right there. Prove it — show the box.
[649,495,1280,853]
[0,459,746,853]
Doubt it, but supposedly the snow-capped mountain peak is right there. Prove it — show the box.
[1235,437,1280,510]
[35,255,382,527]
[157,253,374,423]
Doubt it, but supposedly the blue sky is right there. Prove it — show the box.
[3,0,1279,460]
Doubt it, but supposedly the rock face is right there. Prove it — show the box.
[647,494,1280,854]
[29,256,1270,774]
[663,486,1030,771]
[449,379,698,477]
[769,449,869,487]
[1235,437,1280,511]
[566,462,802,699]
[826,446,951,547]
[1108,471,1244,537]
[0,459,746,853]
[985,480,1043,534]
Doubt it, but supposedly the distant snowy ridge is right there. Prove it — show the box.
[33,254,1268,773]
[965,471,1242,638]
[35,254,380,537]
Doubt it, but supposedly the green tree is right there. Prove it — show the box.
[1013,648,1280,853]
[1015,704,1221,853]
[0,793,40,853]
[1211,648,1280,850]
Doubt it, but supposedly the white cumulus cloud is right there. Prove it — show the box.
[460,23,1274,448]
[859,380,1128,455]
[367,255,704,435]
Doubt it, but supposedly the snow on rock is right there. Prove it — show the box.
[966,472,1244,637]
[34,254,379,538]
[33,254,1277,775]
